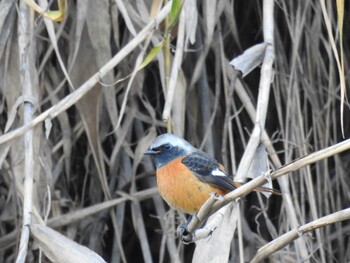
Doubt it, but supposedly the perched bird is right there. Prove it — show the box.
[144,133,278,215]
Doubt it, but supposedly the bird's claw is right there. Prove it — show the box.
[177,224,194,244]
[210,192,223,201]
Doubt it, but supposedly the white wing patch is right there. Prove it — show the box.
[211,168,226,177]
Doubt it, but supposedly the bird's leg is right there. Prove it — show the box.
[177,215,196,244]
[178,193,222,243]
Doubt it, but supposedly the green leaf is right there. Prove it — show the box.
[24,0,67,22]
[138,39,166,70]
[46,10,64,22]
[168,0,183,29]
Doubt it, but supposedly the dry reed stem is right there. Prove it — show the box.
[251,208,350,262]
[16,2,36,262]
[192,1,278,261]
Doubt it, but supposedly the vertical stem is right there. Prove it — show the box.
[16,1,35,262]
[237,204,244,263]
[235,0,274,181]
[163,0,173,133]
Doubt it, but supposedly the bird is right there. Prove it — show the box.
[144,133,279,215]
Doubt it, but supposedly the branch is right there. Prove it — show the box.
[251,208,350,262]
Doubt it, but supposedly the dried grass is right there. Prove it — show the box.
[0,0,349,262]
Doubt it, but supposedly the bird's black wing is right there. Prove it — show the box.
[181,152,236,192]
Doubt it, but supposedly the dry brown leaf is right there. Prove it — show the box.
[30,224,106,263]
[70,27,109,199]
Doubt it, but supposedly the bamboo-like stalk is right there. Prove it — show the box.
[16,2,36,262]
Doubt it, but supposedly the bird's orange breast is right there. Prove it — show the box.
[156,157,227,214]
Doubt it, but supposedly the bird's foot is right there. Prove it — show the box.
[210,192,223,201]
[177,224,193,244]
[177,217,194,244]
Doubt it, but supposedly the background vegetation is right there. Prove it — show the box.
[0,0,349,262]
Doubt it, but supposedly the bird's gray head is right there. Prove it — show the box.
[144,133,196,168]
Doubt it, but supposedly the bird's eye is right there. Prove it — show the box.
[162,144,172,150]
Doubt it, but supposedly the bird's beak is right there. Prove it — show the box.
[144,149,159,155]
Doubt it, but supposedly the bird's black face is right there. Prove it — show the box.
[144,143,186,168]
